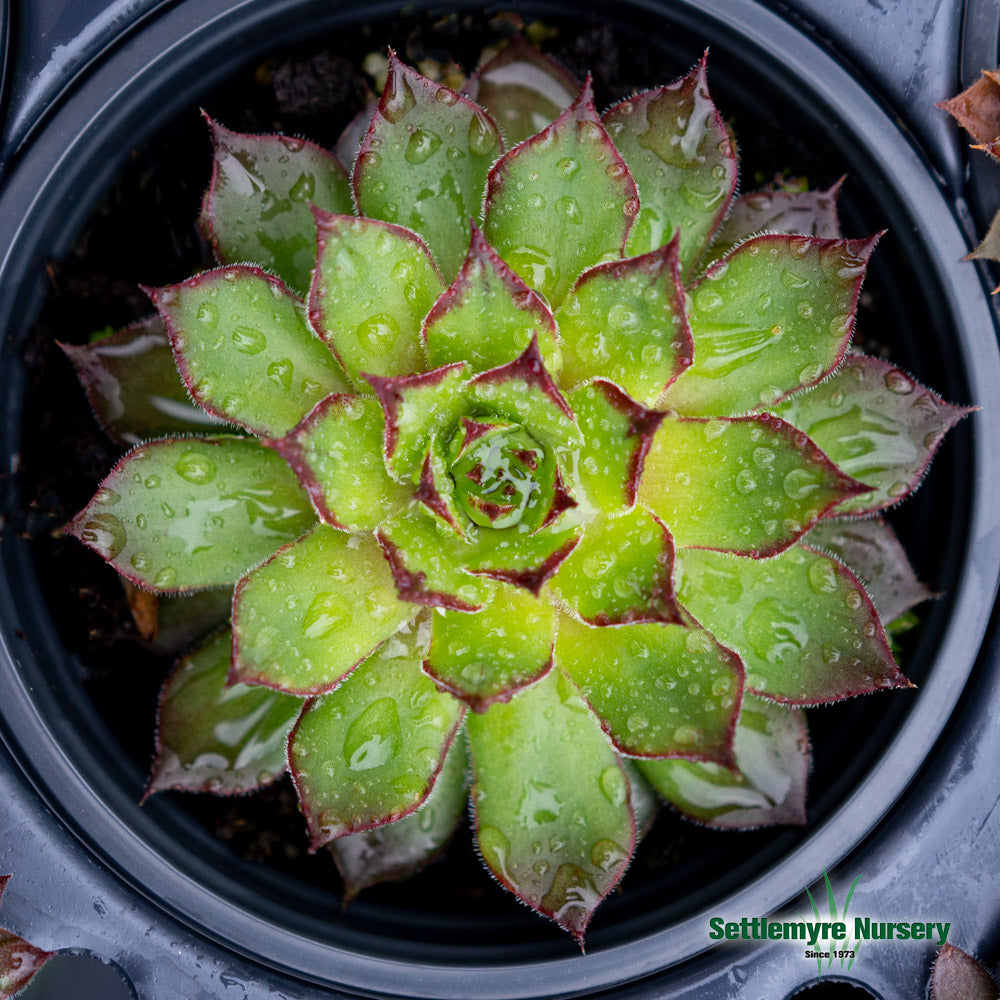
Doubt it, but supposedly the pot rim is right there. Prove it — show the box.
[0,0,997,996]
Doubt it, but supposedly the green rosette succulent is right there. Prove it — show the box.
[64,41,968,943]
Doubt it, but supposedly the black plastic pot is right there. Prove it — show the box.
[0,1,998,998]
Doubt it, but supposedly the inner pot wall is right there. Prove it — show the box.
[0,0,996,997]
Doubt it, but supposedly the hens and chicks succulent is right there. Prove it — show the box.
[64,36,966,941]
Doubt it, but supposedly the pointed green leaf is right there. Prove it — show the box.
[309,211,445,385]
[364,362,470,483]
[772,354,972,514]
[640,694,809,828]
[274,392,409,531]
[379,443,579,594]
[232,524,418,694]
[466,34,579,146]
[376,510,494,611]
[0,924,52,1000]
[330,734,469,899]
[423,223,560,374]
[570,380,665,513]
[147,587,234,655]
[335,96,379,171]
[425,581,554,710]
[67,435,316,592]
[148,266,348,438]
[707,178,843,260]
[662,234,879,416]
[556,238,693,404]
[60,316,223,445]
[289,623,465,849]
[463,521,581,596]
[555,614,741,762]
[467,336,582,462]
[931,944,1000,1000]
[468,670,635,945]
[353,52,503,280]
[201,118,353,295]
[483,78,639,308]
[603,55,737,270]
[806,517,933,624]
[414,438,468,536]
[548,507,685,625]
[675,544,910,703]
[149,629,303,795]
[639,413,865,556]
[623,761,660,838]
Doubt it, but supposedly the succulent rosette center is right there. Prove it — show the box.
[448,419,551,529]
[62,39,969,947]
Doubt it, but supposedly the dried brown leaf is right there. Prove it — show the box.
[938,70,1000,146]
[122,578,158,641]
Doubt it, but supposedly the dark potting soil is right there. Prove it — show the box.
[13,6,953,943]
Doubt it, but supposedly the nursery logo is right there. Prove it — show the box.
[707,872,952,981]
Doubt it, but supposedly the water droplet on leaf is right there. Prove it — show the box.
[231,326,267,355]
[598,765,627,807]
[175,451,217,485]
[405,128,442,164]
[343,697,402,771]
[196,302,218,326]
[78,512,127,559]
[556,195,583,223]
[478,825,512,881]
[782,468,819,501]
[807,558,838,594]
[288,172,315,202]
[302,592,349,639]
[266,358,294,391]
[468,113,496,157]
[884,370,913,394]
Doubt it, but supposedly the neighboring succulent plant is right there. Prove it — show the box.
[0,877,52,999]
[931,944,1000,1000]
[63,37,968,943]
[939,69,1000,288]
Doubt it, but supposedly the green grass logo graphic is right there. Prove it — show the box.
[805,871,862,980]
